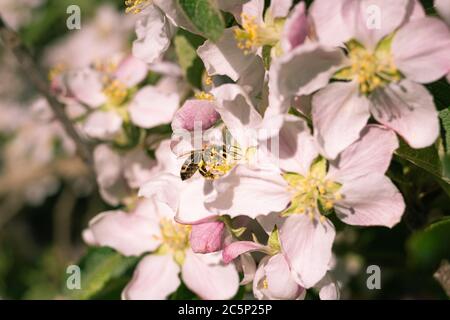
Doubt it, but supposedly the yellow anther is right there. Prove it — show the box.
[94,59,118,75]
[319,215,326,224]
[263,278,269,290]
[318,185,326,194]
[125,0,152,14]
[282,158,343,220]
[48,63,66,81]
[325,201,334,210]
[348,40,400,94]
[160,218,191,252]
[195,91,215,101]
[103,80,128,105]
[325,181,334,188]
[234,14,258,53]
[204,75,213,86]
[234,13,283,54]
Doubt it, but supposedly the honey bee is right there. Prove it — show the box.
[179,144,242,181]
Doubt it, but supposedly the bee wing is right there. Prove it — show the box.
[180,151,202,181]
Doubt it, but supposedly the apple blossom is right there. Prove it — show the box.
[85,197,239,300]
[208,121,404,288]
[4,0,447,302]
[232,0,308,56]
[223,230,339,300]
[268,0,449,159]
[63,55,181,141]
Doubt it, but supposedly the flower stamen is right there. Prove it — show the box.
[125,0,152,14]
[347,40,401,94]
[158,218,191,265]
[103,79,128,106]
[195,91,215,101]
[282,158,343,222]
[234,13,283,55]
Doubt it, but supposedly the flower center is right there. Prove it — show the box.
[48,63,66,81]
[282,158,342,222]
[103,79,128,106]
[195,91,215,101]
[234,14,283,54]
[125,0,152,14]
[199,144,240,179]
[157,218,191,265]
[345,39,401,94]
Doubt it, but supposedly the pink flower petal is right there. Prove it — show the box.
[88,210,161,257]
[138,173,183,213]
[240,253,257,285]
[182,250,239,300]
[123,148,158,189]
[67,68,106,107]
[312,81,371,160]
[171,99,220,131]
[206,165,291,218]
[436,0,450,26]
[268,43,346,116]
[82,229,97,246]
[316,273,340,300]
[237,0,265,24]
[263,254,305,300]
[280,214,335,288]
[327,125,398,183]
[335,174,405,228]
[211,84,262,150]
[153,0,197,32]
[190,221,225,254]
[275,115,318,175]
[122,254,180,300]
[129,85,179,129]
[197,28,259,82]
[114,55,148,87]
[309,0,350,47]
[223,241,267,264]
[342,0,410,50]
[269,0,293,18]
[176,178,217,224]
[94,144,130,206]
[406,0,426,22]
[132,5,171,64]
[281,2,308,52]
[83,111,122,140]
[393,17,450,83]
[370,81,439,149]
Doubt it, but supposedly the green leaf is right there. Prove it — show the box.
[426,80,450,111]
[262,45,272,70]
[396,139,450,184]
[113,122,143,150]
[63,247,138,300]
[439,108,450,152]
[396,140,443,178]
[174,30,205,89]
[407,217,450,269]
[268,227,281,254]
[178,0,225,41]
[169,281,197,300]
